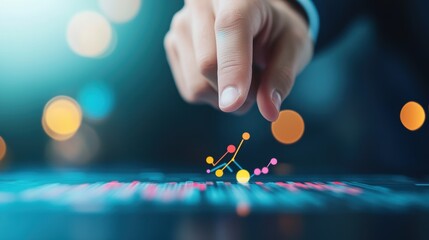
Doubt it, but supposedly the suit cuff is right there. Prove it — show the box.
[295,0,319,43]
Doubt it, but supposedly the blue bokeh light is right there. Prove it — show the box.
[78,81,114,120]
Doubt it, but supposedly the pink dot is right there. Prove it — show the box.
[206,169,211,174]
[227,145,236,153]
[254,168,261,176]
[262,167,269,174]
[270,158,278,165]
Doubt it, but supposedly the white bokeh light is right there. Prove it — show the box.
[67,11,113,58]
[46,124,101,166]
[98,0,141,23]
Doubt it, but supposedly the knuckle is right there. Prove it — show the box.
[171,10,187,30]
[197,55,217,77]
[184,0,199,5]
[275,67,295,96]
[215,8,247,31]
[163,32,174,51]
[183,80,212,104]
[218,57,246,76]
[290,29,310,47]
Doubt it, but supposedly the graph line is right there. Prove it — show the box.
[233,161,243,170]
[252,158,278,178]
[221,138,245,171]
[209,163,233,172]
[212,151,228,166]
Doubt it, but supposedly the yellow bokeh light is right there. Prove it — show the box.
[42,116,75,141]
[43,96,82,141]
[0,137,6,161]
[271,110,305,144]
[98,0,141,23]
[67,11,113,58]
[400,101,425,131]
[236,169,250,184]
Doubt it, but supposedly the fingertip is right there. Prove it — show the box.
[263,108,280,122]
[218,86,246,112]
[257,89,281,122]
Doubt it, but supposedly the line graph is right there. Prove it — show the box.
[252,158,278,178]
[205,132,277,184]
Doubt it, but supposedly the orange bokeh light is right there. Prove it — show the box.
[400,101,425,131]
[271,110,305,144]
[0,137,6,161]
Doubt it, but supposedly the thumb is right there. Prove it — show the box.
[257,34,312,122]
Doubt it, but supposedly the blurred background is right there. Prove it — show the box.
[0,0,428,175]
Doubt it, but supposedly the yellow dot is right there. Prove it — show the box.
[271,110,305,144]
[242,132,250,140]
[215,169,223,177]
[206,156,214,164]
[43,96,82,141]
[236,169,250,184]
[400,101,425,131]
[0,137,6,161]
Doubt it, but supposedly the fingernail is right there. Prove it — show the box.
[220,86,239,108]
[272,90,282,111]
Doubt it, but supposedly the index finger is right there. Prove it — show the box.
[214,0,258,112]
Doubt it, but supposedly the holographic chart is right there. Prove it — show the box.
[205,132,277,184]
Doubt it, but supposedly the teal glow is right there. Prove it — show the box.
[78,81,114,120]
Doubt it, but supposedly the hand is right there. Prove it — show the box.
[164,0,313,121]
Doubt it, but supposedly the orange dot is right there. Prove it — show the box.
[400,101,425,131]
[271,110,305,144]
[242,132,250,140]
[0,137,6,161]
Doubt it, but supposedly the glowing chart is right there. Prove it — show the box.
[205,132,277,184]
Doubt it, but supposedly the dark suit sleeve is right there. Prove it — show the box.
[311,0,372,52]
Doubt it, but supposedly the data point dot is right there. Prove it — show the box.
[254,168,261,176]
[227,145,236,153]
[242,132,250,140]
[236,169,250,184]
[206,156,214,164]
[262,167,269,174]
[270,158,278,165]
[215,169,224,177]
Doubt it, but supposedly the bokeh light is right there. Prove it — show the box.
[400,101,425,131]
[67,11,113,58]
[98,0,141,23]
[78,81,114,121]
[236,202,250,217]
[43,96,82,141]
[274,163,293,175]
[0,137,6,161]
[271,110,305,144]
[46,124,100,166]
[236,169,250,184]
